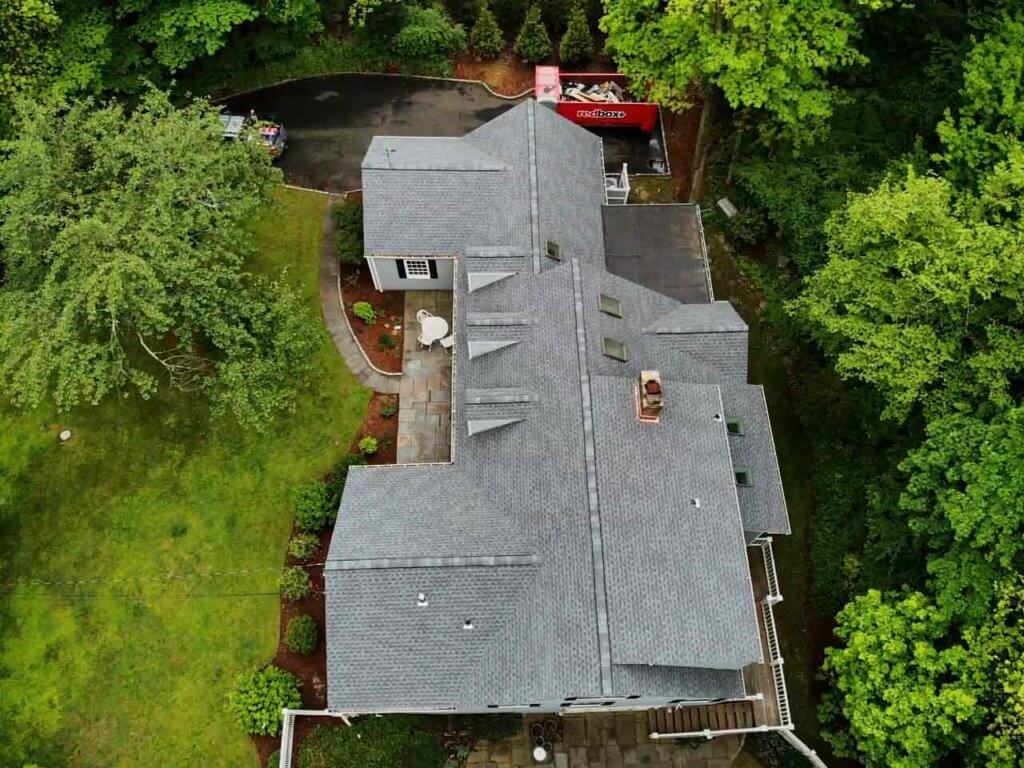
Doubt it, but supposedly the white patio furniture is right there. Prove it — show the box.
[439,334,455,352]
[416,309,434,323]
[418,315,449,348]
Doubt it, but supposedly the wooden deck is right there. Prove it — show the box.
[743,545,785,728]
[648,699,761,735]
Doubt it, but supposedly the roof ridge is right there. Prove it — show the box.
[325,554,540,571]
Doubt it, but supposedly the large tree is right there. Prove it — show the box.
[897,407,1024,622]
[937,14,1024,190]
[0,88,319,430]
[0,0,59,113]
[821,589,981,768]
[600,0,894,140]
[790,163,1024,421]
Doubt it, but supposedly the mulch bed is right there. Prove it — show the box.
[339,262,404,374]
[354,392,399,465]
[454,53,534,95]
[252,390,400,767]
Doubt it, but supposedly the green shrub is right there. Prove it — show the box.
[298,716,444,768]
[288,532,320,560]
[491,0,528,35]
[394,5,467,65]
[227,666,302,736]
[380,401,398,418]
[293,482,333,532]
[333,198,364,266]
[326,452,367,507]
[559,3,592,64]
[470,5,505,59]
[279,566,313,601]
[353,301,377,324]
[378,331,396,350]
[358,436,379,456]
[515,5,551,63]
[285,615,318,655]
[453,713,523,740]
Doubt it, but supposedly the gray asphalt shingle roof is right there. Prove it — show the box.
[325,100,789,712]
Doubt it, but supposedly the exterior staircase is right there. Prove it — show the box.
[648,699,763,736]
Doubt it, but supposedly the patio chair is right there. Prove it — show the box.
[439,335,455,352]
[418,333,433,349]
[416,309,434,324]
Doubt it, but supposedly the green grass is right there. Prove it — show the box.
[0,188,371,768]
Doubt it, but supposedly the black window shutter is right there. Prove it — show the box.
[396,259,406,279]
[428,259,438,279]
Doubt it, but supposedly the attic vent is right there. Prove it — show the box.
[545,241,562,261]
[463,618,475,630]
[637,370,663,423]
[690,498,701,508]
[416,593,428,607]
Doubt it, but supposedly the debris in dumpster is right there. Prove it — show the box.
[562,81,625,104]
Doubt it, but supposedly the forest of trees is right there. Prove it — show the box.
[2,0,1023,766]
[604,1,1024,765]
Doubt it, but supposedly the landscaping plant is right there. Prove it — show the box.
[227,665,302,736]
[380,401,398,418]
[353,301,377,324]
[559,3,592,64]
[288,532,320,560]
[292,481,333,532]
[358,436,379,456]
[378,332,396,350]
[333,198,364,266]
[514,4,551,63]
[393,5,467,70]
[279,566,313,601]
[326,452,367,506]
[285,615,318,655]
[470,4,504,59]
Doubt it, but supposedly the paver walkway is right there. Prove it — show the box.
[318,207,400,394]
[397,291,453,464]
[468,712,744,768]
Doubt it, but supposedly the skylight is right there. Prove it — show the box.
[599,293,623,318]
[602,337,628,362]
[545,241,561,261]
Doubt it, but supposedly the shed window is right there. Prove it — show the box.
[602,337,628,362]
[735,467,753,487]
[402,258,432,279]
[726,418,744,435]
[599,294,623,318]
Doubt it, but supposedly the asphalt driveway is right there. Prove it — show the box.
[221,74,522,192]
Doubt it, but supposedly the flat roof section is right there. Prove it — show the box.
[602,204,713,304]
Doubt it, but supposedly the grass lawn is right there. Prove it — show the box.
[0,188,370,768]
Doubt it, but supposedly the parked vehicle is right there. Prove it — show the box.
[218,110,287,158]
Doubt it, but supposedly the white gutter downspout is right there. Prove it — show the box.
[779,729,829,768]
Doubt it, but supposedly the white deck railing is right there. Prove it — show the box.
[278,711,295,768]
[761,600,792,728]
[605,163,630,204]
[758,537,783,605]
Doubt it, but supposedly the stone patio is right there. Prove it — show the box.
[467,713,744,768]
[397,290,453,464]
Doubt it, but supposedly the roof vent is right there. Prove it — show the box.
[416,593,428,607]
[637,370,663,423]
[463,618,475,630]
[690,498,701,508]
[545,241,562,261]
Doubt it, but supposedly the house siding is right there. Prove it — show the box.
[369,256,455,291]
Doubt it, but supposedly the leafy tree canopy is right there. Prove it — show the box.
[821,589,981,768]
[937,14,1024,190]
[600,0,895,141]
[790,164,1024,421]
[898,407,1024,622]
[0,0,60,107]
[0,88,319,431]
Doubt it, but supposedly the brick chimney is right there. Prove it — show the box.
[638,370,663,423]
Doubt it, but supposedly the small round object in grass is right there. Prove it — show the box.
[59,429,73,442]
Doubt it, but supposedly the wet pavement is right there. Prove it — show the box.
[221,74,522,192]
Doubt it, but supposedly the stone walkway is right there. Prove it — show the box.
[397,291,453,464]
[318,207,401,394]
[468,713,743,768]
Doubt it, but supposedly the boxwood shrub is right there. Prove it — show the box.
[293,482,333,532]
[279,566,313,601]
